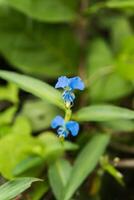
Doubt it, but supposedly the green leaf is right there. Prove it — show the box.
[2,0,77,22]
[21,100,60,131]
[10,116,32,136]
[0,8,79,77]
[13,155,44,176]
[101,119,134,132]
[0,116,31,138]
[0,119,41,179]
[86,39,133,102]
[48,159,72,200]
[0,177,41,200]
[73,105,134,122]
[87,39,113,74]
[86,1,134,14]
[104,164,124,185]
[0,83,18,103]
[62,134,110,200]
[0,106,17,126]
[13,132,77,176]
[116,36,134,81]
[110,17,133,53]
[29,181,49,200]
[38,132,78,162]
[104,1,134,9]
[0,70,64,109]
[100,156,124,185]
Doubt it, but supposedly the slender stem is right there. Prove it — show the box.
[65,108,72,122]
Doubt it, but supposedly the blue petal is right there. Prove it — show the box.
[66,121,79,136]
[57,127,68,138]
[51,116,64,129]
[69,77,85,90]
[55,76,69,89]
[62,90,75,103]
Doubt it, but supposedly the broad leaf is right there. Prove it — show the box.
[21,100,60,131]
[0,177,41,200]
[86,39,133,102]
[13,155,44,176]
[0,116,31,138]
[48,159,72,200]
[38,132,78,162]
[0,106,17,126]
[74,105,134,122]
[104,1,134,10]
[0,117,41,179]
[0,8,79,77]
[13,132,78,176]
[29,181,49,200]
[0,83,18,103]
[116,36,134,81]
[86,1,134,14]
[110,17,133,53]
[62,134,110,200]
[2,0,77,22]
[0,70,64,109]
[101,119,134,132]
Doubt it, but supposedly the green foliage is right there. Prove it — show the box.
[74,105,134,122]
[116,36,134,81]
[21,100,60,131]
[0,106,17,126]
[0,110,77,179]
[1,0,77,23]
[86,38,133,102]
[48,159,72,200]
[0,177,41,200]
[48,134,110,200]
[0,70,64,109]
[0,83,18,103]
[38,132,78,162]
[13,156,44,176]
[0,0,134,199]
[0,8,79,77]
[62,134,110,200]
[100,156,124,186]
[29,181,49,200]
[86,1,134,14]
[101,119,134,132]
[0,119,38,179]
[110,17,133,53]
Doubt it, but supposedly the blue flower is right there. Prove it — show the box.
[55,76,85,106]
[51,115,79,138]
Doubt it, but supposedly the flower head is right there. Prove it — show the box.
[51,115,79,138]
[55,76,85,107]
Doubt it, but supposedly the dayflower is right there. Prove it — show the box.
[55,76,85,107]
[51,115,79,138]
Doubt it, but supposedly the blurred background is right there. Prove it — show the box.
[0,0,134,200]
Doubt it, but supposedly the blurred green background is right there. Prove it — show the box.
[0,0,134,200]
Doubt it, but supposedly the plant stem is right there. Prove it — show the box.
[65,108,72,122]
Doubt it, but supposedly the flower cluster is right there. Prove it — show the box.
[55,76,85,107]
[51,76,85,138]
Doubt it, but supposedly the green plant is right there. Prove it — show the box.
[0,0,134,199]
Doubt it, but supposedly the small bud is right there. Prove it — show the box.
[65,101,71,109]
[113,157,120,166]
[59,135,65,142]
